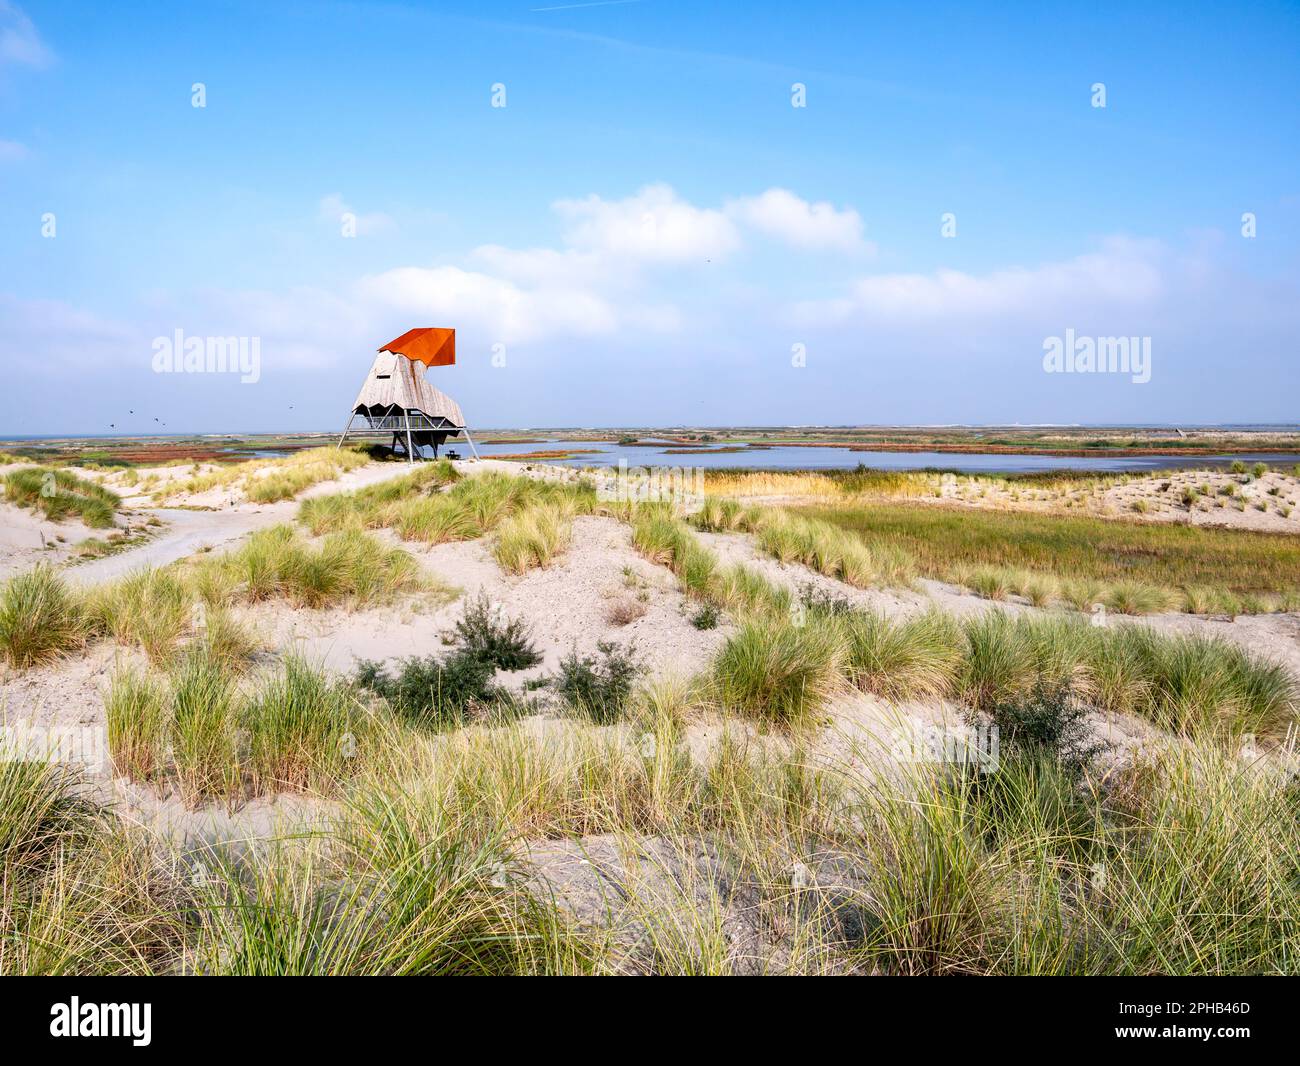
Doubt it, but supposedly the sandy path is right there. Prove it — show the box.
[67,507,287,585]
[63,460,429,587]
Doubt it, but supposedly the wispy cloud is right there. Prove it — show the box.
[0,1,52,69]
[531,0,644,11]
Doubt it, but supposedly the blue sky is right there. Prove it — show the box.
[2,0,1298,434]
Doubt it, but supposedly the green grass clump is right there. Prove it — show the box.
[838,608,962,702]
[199,525,427,609]
[184,791,581,975]
[303,468,594,551]
[394,473,593,545]
[965,567,1011,601]
[493,503,573,574]
[1102,581,1179,616]
[105,668,169,781]
[88,568,190,661]
[691,602,720,630]
[853,743,1300,974]
[0,758,97,877]
[297,460,458,535]
[710,564,789,616]
[157,445,372,505]
[1105,627,1297,739]
[950,611,1297,740]
[958,611,1041,710]
[3,466,120,528]
[0,565,86,668]
[245,656,368,794]
[691,497,763,533]
[169,643,240,803]
[712,615,845,727]
[631,506,693,566]
[631,507,791,618]
[756,511,902,588]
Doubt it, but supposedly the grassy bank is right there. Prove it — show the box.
[805,499,1300,611]
[3,467,122,527]
[0,525,438,669]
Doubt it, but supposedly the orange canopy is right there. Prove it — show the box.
[378,328,456,368]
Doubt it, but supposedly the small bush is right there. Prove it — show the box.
[690,602,720,630]
[959,611,1036,710]
[605,597,647,626]
[354,651,502,730]
[555,641,641,724]
[453,593,541,671]
[972,680,1101,774]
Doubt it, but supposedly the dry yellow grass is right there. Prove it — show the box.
[702,471,843,498]
[151,446,371,504]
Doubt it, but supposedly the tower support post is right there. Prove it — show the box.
[337,413,356,449]
[461,426,481,460]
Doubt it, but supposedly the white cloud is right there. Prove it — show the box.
[318,193,394,237]
[8,218,1299,430]
[355,265,619,345]
[0,293,137,374]
[554,183,740,262]
[727,188,869,252]
[0,2,51,68]
[794,237,1165,322]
